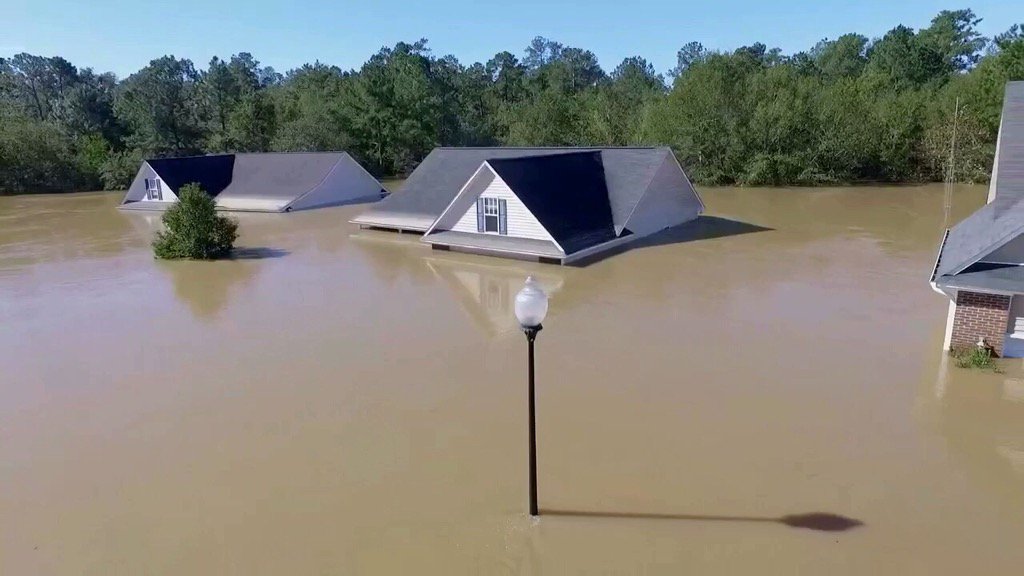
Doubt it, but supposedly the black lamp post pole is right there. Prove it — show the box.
[524,324,542,517]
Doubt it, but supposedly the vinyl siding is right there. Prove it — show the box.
[121,162,178,204]
[1010,295,1024,335]
[623,153,702,236]
[449,171,555,243]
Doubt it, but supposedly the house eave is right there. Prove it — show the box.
[930,229,950,282]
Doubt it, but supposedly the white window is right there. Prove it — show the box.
[476,196,506,235]
[145,177,163,201]
[483,197,499,233]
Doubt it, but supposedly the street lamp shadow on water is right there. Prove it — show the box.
[537,510,864,533]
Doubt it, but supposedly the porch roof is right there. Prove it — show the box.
[935,263,1024,294]
[422,230,565,259]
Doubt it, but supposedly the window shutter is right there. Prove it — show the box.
[476,198,485,233]
[498,199,507,235]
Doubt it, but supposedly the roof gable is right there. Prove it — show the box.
[936,195,1024,276]
[486,152,617,254]
[602,148,673,234]
[147,154,235,196]
[358,147,676,231]
[141,152,364,209]
[936,82,1024,276]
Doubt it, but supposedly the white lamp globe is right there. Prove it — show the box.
[515,276,549,328]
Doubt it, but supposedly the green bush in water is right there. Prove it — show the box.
[153,183,238,260]
[951,345,999,371]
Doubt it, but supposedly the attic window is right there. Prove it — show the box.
[476,197,507,235]
[145,178,163,201]
[484,197,500,232]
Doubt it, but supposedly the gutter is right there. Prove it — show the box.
[930,229,951,297]
[930,229,949,283]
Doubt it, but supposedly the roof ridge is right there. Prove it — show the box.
[147,151,350,162]
[434,146,666,150]
[486,150,601,163]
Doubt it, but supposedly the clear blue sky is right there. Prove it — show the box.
[4,1,1020,77]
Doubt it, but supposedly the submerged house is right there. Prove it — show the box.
[119,152,386,213]
[931,82,1024,357]
[351,147,703,264]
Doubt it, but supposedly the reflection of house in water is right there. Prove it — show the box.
[120,210,165,239]
[348,230,436,287]
[423,254,566,336]
[929,356,1024,503]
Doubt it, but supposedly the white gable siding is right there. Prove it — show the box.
[622,154,702,237]
[121,163,178,204]
[450,174,555,243]
[156,181,179,202]
[430,167,495,231]
[286,154,384,211]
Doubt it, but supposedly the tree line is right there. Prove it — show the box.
[1,8,1023,194]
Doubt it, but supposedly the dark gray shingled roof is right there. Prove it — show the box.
[936,82,1024,277]
[991,82,1024,201]
[220,153,353,202]
[352,147,674,232]
[487,152,618,254]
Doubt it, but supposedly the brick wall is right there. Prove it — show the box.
[951,291,1012,355]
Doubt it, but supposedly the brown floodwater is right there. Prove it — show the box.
[3,185,1024,574]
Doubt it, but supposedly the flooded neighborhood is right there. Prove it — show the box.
[4,184,1024,573]
[5,3,1024,569]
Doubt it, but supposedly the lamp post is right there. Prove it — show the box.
[515,276,548,517]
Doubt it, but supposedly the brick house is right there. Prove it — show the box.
[931,82,1024,357]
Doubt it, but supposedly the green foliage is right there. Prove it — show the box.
[153,184,238,260]
[271,63,354,153]
[115,56,205,156]
[2,9,1024,193]
[73,133,109,189]
[227,90,277,152]
[811,34,869,81]
[951,345,1000,371]
[0,117,80,193]
[100,148,144,190]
